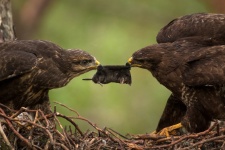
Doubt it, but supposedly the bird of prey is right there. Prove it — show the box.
[128,13,225,134]
[0,40,100,113]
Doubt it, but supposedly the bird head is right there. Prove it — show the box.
[66,49,100,77]
[127,45,163,71]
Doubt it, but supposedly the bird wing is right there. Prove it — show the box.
[156,13,225,43]
[0,50,37,81]
[182,45,225,86]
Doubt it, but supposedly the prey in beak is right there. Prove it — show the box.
[127,57,142,67]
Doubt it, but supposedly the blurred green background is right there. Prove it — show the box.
[12,0,221,134]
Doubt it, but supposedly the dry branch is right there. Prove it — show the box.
[0,102,225,149]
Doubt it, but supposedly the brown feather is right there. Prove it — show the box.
[0,40,99,113]
[129,13,225,133]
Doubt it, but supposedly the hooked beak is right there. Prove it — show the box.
[95,59,100,66]
[127,57,142,67]
[128,57,133,64]
[85,57,101,70]
[92,58,101,69]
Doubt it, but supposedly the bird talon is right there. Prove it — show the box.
[155,123,183,137]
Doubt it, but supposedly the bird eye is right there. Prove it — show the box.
[80,60,92,65]
[138,60,145,63]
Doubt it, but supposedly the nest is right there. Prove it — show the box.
[0,102,225,150]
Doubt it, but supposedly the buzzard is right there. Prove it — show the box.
[128,13,225,134]
[0,40,100,113]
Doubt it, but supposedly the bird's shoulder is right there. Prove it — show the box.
[178,44,225,86]
[0,40,64,57]
[156,13,225,43]
[0,40,65,82]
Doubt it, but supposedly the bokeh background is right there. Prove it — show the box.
[11,0,225,134]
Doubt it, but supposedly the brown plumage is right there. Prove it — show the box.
[0,40,100,113]
[156,13,225,44]
[128,13,225,133]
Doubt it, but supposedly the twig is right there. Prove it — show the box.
[56,112,84,137]
[108,128,129,140]
[151,122,219,149]
[30,110,39,139]
[0,108,35,149]
[0,102,224,149]
[54,114,72,148]
[67,125,77,147]
[38,109,50,128]
[55,142,70,150]
[0,123,14,149]
[0,103,15,112]
[54,101,80,116]
[183,135,225,150]
[0,110,55,147]
[11,107,28,118]
[221,141,225,149]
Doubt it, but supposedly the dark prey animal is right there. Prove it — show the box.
[83,65,131,85]
[0,40,100,113]
[128,13,225,134]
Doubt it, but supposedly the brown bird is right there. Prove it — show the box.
[156,13,225,44]
[0,40,100,113]
[128,13,225,134]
